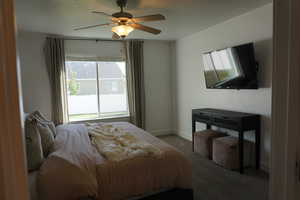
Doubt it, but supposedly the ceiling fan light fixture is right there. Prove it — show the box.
[111,25,134,38]
[75,0,165,37]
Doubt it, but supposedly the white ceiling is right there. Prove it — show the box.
[15,0,272,40]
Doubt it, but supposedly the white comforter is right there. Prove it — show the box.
[37,122,192,200]
[87,123,161,162]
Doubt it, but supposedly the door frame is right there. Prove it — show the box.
[0,0,30,200]
[271,0,300,199]
[0,0,299,200]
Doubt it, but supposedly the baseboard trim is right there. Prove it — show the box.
[175,130,270,173]
[148,129,175,136]
[177,131,192,141]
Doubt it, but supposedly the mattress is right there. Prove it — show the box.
[36,122,192,200]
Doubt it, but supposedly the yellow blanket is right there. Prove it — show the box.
[87,123,161,162]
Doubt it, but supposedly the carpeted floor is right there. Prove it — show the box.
[159,135,269,200]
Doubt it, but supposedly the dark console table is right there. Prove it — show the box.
[192,108,260,174]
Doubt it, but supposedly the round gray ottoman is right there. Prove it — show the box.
[194,129,227,159]
[212,136,253,170]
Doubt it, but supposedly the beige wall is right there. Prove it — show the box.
[17,32,174,136]
[173,3,273,170]
[17,31,52,119]
[143,40,173,136]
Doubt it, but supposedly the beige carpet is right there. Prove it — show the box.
[159,135,268,200]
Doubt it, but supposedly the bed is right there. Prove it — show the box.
[34,122,192,200]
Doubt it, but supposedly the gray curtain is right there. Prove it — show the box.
[125,40,146,129]
[44,38,68,125]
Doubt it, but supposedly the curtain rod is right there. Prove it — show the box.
[64,38,144,43]
[46,35,143,43]
[64,38,123,42]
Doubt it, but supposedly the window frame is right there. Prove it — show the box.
[65,57,130,122]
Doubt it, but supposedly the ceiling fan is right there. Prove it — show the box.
[74,0,166,39]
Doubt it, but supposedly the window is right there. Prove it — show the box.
[65,60,129,122]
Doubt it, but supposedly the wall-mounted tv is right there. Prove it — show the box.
[202,43,258,89]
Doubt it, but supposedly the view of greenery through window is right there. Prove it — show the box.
[66,61,129,121]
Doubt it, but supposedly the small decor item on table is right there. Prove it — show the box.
[194,129,227,159]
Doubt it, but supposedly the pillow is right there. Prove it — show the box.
[25,117,44,171]
[36,122,55,157]
[31,111,55,157]
[32,111,57,137]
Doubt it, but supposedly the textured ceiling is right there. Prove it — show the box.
[15,0,272,40]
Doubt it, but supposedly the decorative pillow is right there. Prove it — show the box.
[32,111,57,137]
[31,111,56,157]
[25,117,44,171]
[36,121,55,157]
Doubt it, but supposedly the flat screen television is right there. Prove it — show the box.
[202,43,258,89]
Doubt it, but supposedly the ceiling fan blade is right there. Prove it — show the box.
[131,14,165,23]
[91,11,112,17]
[92,11,119,22]
[112,33,121,40]
[74,23,112,31]
[129,23,161,35]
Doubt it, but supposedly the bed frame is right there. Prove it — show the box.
[138,188,193,200]
[80,188,194,200]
